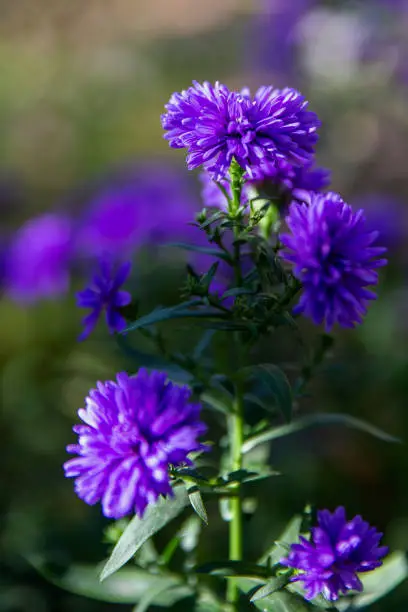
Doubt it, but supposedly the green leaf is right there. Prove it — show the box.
[100,487,189,581]
[194,560,271,578]
[193,330,215,360]
[237,578,322,611]
[187,487,208,524]
[337,552,408,610]
[125,300,226,333]
[242,364,292,422]
[242,413,400,454]
[201,387,234,415]
[259,515,303,566]
[250,575,290,602]
[133,578,186,612]
[222,287,256,298]
[222,468,279,486]
[166,242,232,263]
[30,558,191,606]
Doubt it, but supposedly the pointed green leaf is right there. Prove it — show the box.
[188,487,208,524]
[259,515,303,566]
[133,578,185,612]
[243,413,400,454]
[242,364,292,422]
[166,242,232,262]
[124,300,227,333]
[250,575,290,602]
[100,487,189,581]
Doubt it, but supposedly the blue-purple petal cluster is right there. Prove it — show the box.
[162,81,320,180]
[281,192,387,330]
[282,506,388,601]
[64,369,207,518]
[76,258,131,340]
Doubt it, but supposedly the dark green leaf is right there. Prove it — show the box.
[242,364,292,422]
[259,515,303,566]
[201,387,234,415]
[166,242,232,262]
[188,487,208,524]
[194,560,271,578]
[222,468,279,486]
[337,552,408,610]
[100,487,189,581]
[125,300,227,333]
[133,578,185,612]
[242,413,400,454]
[250,576,290,602]
[222,287,256,298]
[193,330,215,360]
[237,579,329,612]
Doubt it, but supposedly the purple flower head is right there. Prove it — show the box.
[76,163,199,259]
[280,192,387,330]
[282,506,388,601]
[5,213,73,304]
[162,81,320,181]
[64,369,208,518]
[76,258,131,340]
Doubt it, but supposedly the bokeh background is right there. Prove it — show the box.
[1,0,408,610]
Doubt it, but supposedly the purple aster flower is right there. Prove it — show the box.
[76,162,199,259]
[76,259,131,340]
[5,213,73,303]
[64,369,208,518]
[280,192,387,330]
[162,81,320,180]
[281,506,388,601]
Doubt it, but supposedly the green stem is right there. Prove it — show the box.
[227,385,244,608]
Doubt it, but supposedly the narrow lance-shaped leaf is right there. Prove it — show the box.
[100,486,189,581]
[242,364,292,423]
[242,413,400,454]
[188,486,208,524]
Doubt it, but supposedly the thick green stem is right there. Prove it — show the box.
[227,386,244,608]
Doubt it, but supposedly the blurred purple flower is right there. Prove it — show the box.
[282,506,388,601]
[162,81,320,180]
[76,259,131,340]
[5,213,73,303]
[76,163,199,259]
[249,0,314,79]
[64,369,208,518]
[281,192,387,330]
[352,194,406,250]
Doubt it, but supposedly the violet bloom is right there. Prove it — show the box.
[281,192,387,330]
[282,507,388,601]
[76,259,131,340]
[162,81,320,180]
[76,163,199,259]
[64,369,208,518]
[5,213,72,303]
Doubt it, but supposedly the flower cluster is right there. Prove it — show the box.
[162,81,320,181]
[64,369,207,518]
[282,506,388,601]
[281,192,387,330]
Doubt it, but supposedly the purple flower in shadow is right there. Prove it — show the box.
[76,259,131,340]
[282,506,388,601]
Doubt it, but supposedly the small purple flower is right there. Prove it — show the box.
[282,506,388,601]
[281,192,387,330]
[76,259,131,340]
[5,213,73,303]
[162,81,320,180]
[64,369,208,518]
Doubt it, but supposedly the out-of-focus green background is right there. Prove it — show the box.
[2,1,408,610]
